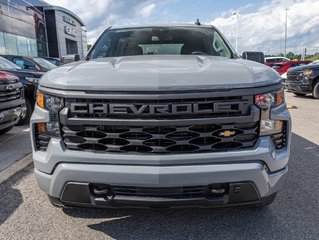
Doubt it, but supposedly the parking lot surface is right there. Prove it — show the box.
[0,92,319,240]
[0,125,31,172]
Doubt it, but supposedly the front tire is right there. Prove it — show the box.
[313,81,319,99]
[0,126,13,135]
[294,93,306,97]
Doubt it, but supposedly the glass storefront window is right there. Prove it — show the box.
[4,33,18,55]
[17,36,29,56]
[29,39,37,56]
[0,31,38,56]
[0,32,5,54]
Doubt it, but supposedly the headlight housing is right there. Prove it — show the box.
[36,91,64,139]
[255,88,284,109]
[255,88,286,137]
[25,77,39,85]
[304,69,313,76]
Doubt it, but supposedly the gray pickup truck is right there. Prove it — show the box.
[0,71,25,135]
[30,24,291,208]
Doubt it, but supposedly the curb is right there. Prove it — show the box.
[0,154,32,185]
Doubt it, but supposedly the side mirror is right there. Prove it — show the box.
[61,54,81,64]
[74,54,80,62]
[26,66,39,71]
[242,51,265,64]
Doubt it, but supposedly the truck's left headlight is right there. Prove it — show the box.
[35,91,64,141]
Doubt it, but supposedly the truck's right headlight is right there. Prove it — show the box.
[36,91,64,139]
[255,88,286,138]
[255,88,284,109]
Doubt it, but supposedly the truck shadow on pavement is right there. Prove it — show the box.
[63,133,319,240]
[0,165,32,225]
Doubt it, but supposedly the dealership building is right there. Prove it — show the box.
[0,0,87,58]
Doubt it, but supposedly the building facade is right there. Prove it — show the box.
[44,5,87,58]
[0,0,87,58]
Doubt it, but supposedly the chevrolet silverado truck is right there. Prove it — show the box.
[285,61,319,99]
[30,24,291,208]
[0,71,25,135]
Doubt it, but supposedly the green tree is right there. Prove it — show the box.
[286,52,295,60]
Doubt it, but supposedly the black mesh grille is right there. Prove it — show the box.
[0,81,22,103]
[90,184,228,199]
[62,122,259,154]
[62,94,259,154]
[287,72,304,82]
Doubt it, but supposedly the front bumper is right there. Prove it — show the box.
[285,81,312,93]
[32,138,290,208]
[0,100,26,131]
[31,99,291,208]
[36,162,287,208]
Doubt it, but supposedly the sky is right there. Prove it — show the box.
[45,0,319,55]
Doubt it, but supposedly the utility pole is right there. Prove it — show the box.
[232,11,239,53]
[304,48,307,59]
[284,8,289,57]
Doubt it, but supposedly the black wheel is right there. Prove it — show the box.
[17,98,33,125]
[0,126,13,135]
[294,93,306,97]
[313,81,319,99]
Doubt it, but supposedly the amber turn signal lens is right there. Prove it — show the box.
[37,92,45,108]
[276,89,283,106]
[37,122,46,135]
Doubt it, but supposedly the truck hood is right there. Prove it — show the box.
[288,64,319,73]
[40,55,280,91]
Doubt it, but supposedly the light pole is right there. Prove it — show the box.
[284,8,289,57]
[232,11,239,53]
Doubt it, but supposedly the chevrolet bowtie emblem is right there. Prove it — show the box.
[219,130,236,137]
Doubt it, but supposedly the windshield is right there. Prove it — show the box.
[0,56,21,70]
[32,57,57,69]
[88,27,233,59]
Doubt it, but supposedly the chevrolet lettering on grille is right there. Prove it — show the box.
[69,102,241,116]
[69,102,221,115]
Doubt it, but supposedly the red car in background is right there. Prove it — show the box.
[271,60,312,75]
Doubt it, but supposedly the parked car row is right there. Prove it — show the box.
[0,71,26,134]
[0,56,43,125]
[241,53,318,99]
[285,61,319,99]
[0,53,82,134]
[264,57,318,99]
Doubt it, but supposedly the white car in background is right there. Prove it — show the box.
[265,57,291,63]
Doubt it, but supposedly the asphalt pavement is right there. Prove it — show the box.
[0,125,31,172]
[0,92,319,240]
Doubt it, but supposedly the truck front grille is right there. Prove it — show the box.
[62,94,259,154]
[62,121,259,154]
[287,72,304,82]
[0,84,21,102]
